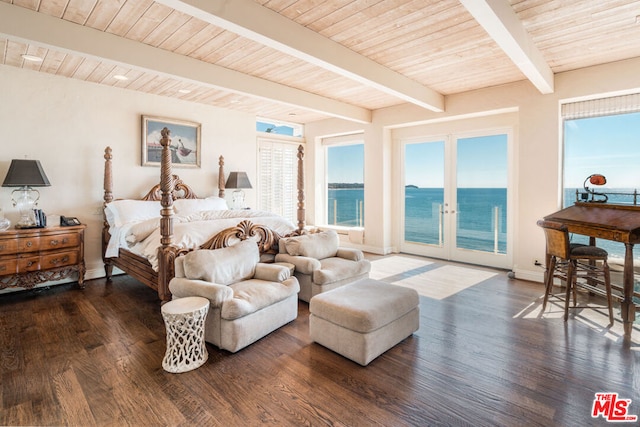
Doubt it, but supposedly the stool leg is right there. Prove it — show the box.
[564,261,575,321]
[604,261,614,325]
[542,256,556,312]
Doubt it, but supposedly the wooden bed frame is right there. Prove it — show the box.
[102,127,306,302]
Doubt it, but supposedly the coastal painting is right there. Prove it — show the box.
[142,115,201,168]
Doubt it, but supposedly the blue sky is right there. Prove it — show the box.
[404,134,507,188]
[327,144,364,183]
[327,112,640,189]
[564,112,640,188]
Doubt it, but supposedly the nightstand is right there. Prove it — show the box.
[0,224,86,290]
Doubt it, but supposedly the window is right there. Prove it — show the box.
[257,139,299,225]
[325,141,364,227]
[562,93,640,260]
[256,117,304,137]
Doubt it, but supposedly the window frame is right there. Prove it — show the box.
[322,136,365,230]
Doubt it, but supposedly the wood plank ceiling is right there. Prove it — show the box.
[1,0,639,125]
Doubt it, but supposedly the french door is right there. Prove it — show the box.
[400,131,512,269]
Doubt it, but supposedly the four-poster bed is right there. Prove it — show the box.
[102,127,306,302]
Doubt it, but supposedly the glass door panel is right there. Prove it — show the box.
[454,135,508,255]
[402,140,449,260]
[401,132,511,269]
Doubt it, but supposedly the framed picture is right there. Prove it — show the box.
[142,115,201,168]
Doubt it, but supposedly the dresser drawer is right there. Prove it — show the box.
[40,233,80,251]
[0,258,18,276]
[17,256,40,273]
[0,240,19,256]
[18,237,41,253]
[41,250,79,269]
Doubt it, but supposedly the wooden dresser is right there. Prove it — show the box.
[0,224,86,290]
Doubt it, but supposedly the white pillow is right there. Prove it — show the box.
[173,197,228,215]
[104,200,162,228]
[284,230,339,260]
[182,240,259,285]
[125,217,160,243]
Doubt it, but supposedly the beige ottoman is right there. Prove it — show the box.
[309,279,420,366]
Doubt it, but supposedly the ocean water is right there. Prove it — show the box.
[329,187,640,261]
[328,187,507,253]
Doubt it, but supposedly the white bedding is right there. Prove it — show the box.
[106,209,296,271]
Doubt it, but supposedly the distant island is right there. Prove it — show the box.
[406,184,418,189]
[328,183,364,189]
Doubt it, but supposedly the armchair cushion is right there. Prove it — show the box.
[222,277,300,320]
[169,277,233,307]
[182,240,259,285]
[336,247,364,261]
[283,230,339,260]
[253,263,291,282]
[274,253,321,274]
[314,257,372,286]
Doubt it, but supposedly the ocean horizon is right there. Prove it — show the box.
[329,186,640,262]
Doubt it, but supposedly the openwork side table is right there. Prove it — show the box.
[161,296,209,373]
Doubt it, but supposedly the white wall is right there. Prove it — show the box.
[306,56,640,283]
[0,65,257,285]
[4,56,640,289]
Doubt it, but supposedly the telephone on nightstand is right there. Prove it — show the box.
[60,216,81,226]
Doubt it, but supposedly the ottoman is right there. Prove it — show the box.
[309,279,420,366]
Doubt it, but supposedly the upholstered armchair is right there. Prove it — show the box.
[275,229,371,302]
[168,240,300,353]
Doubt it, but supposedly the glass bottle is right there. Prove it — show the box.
[0,208,11,231]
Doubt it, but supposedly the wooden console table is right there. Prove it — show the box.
[0,224,86,290]
[544,202,640,339]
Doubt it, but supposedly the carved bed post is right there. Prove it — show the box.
[157,127,176,302]
[103,147,114,280]
[218,155,225,198]
[297,144,306,232]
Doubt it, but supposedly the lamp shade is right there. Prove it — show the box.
[225,172,252,189]
[2,159,51,187]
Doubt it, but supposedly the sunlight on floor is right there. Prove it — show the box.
[369,255,497,300]
[513,291,640,347]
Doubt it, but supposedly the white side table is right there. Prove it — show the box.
[161,296,209,373]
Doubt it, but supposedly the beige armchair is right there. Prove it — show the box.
[169,240,299,353]
[275,230,371,302]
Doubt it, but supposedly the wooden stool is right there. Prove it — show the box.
[537,220,614,324]
[161,297,209,373]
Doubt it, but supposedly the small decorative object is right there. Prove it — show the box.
[2,159,51,227]
[225,171,252,210]
[0,208,10,231]
[580,174,608,203]
[142,115,201,168]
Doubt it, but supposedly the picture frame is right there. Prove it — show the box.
[142,115,201,168]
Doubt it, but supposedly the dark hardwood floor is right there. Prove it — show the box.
[1,256,639,426]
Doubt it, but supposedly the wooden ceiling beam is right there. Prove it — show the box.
[459,0,554,94]
[155,0,445,112]
[0,2,371,123]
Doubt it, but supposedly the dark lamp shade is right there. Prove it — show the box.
[2,159,51,187]
[225,172,252,189]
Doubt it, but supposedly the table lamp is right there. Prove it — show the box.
[582,173,608,203]
[225,171,252,210]
[2,159,51,227]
